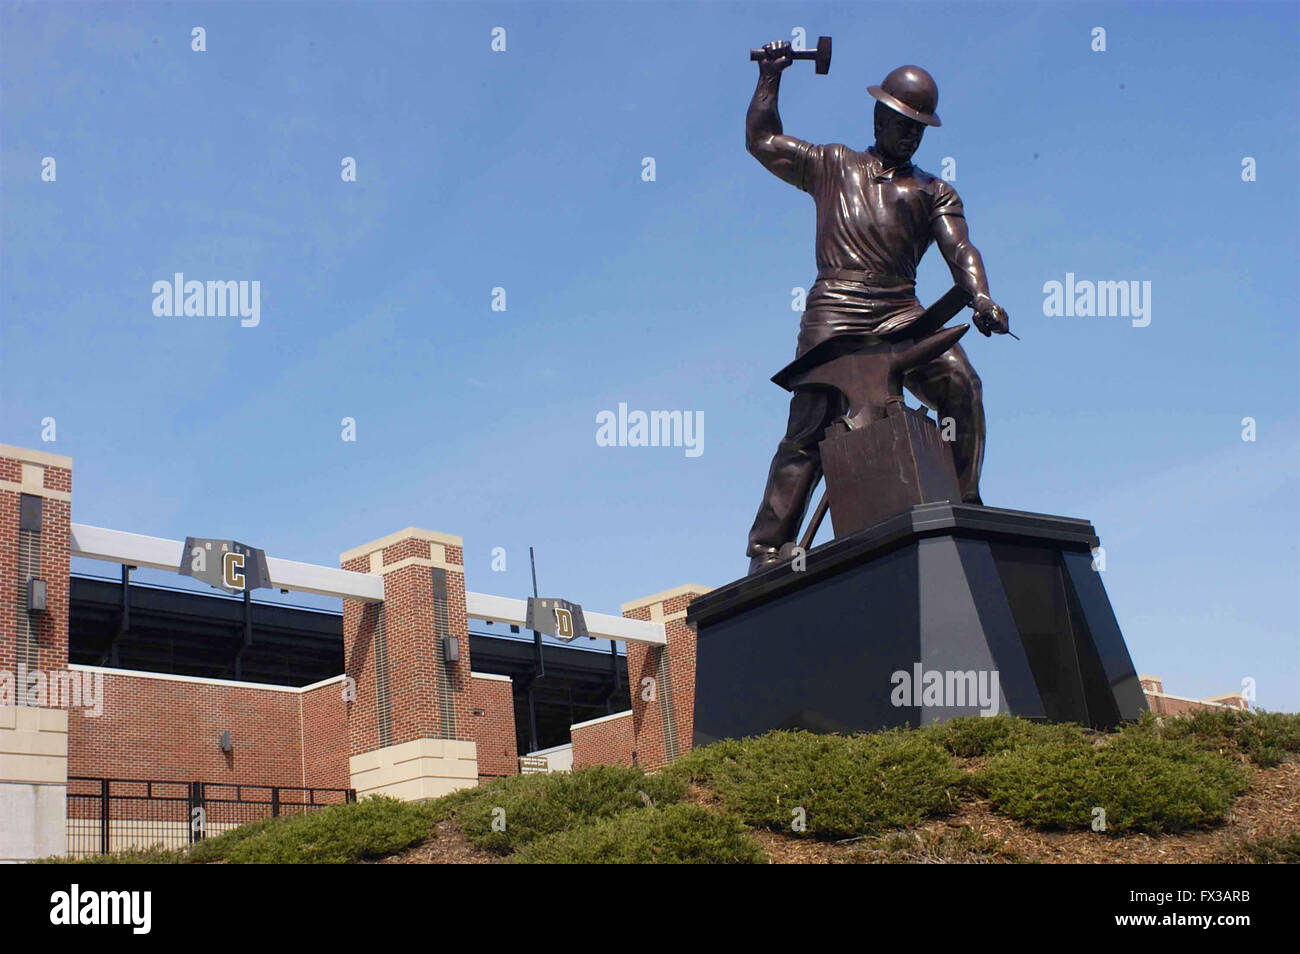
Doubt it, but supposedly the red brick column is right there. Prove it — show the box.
[339,529,478,799]
[621,585,711,770]
[0,445,72,685]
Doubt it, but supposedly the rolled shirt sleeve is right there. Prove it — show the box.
[931,178,965,220]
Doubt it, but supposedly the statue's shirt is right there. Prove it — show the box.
[786,141,965,353]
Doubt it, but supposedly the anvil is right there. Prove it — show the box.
[772,285,972,428]
[772,286,973,542]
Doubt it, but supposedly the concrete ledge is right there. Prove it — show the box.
[341,527,464,563]
[0,444,73,469]
[349,738,478,801]
[0,707,69,784]
[622,584,714,615]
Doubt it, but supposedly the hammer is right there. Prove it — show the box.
[749,36,832,75]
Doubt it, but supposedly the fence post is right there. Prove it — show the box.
[271,787,280,818]
[189,781,205,843]
[99,779,110,855]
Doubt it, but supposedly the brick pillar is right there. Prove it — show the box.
[0,444,72,860]
[339,528,477,800]
[621,584,712,770]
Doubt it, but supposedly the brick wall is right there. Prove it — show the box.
[67,668,350,790]
[469,674,517,779]
[571,710,634,769]
[621,585,711,770]
[1139,675,1248,717]
[300,677,350,790]
[1144,692,1249,717]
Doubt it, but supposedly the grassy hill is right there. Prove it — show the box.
[45,710,1300,864]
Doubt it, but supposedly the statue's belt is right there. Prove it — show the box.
[814,267,914,292]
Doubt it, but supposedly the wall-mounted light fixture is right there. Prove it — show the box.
[27,578,47,614]
[442,636,460,663]
[219,730,232,753]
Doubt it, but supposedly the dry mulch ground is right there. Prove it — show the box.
[376,819,502,864]
[382,759,1298,864]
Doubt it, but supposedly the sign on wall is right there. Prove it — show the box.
[179,538,272,594]
[526,597,589,642]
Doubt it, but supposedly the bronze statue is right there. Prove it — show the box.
[745,41,1012,574]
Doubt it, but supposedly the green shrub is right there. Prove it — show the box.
[440,764,686,853]
[36,846,183,864]
[1218,832,1300,864]
[975,730,1250,834]
[183,815,284,863]
[671,730,963,839]
[921,715,1087,757]
[47,797,438,865]
[184,796,438,864]
[1135,709,1300,768]
[513,803,765,864]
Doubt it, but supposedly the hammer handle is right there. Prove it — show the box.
[749,48,818,61]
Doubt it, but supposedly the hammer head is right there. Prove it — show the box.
[814,35,832,74]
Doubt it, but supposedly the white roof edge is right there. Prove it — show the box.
[527,742,574,757]
[69,663,343,694]
[570,709,633,730]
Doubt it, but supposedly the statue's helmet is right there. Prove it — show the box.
[868,66,942,127]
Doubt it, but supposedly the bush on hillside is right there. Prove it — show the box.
[668,730,963,839]
[975,730,1249,834]
[437,764,686,853]
[513,803,765,864]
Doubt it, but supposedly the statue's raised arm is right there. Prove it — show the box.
[745,41,818,189]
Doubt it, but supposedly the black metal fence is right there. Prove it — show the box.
[67,776,356,858]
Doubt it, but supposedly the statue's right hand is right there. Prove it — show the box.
[757,40,793,75]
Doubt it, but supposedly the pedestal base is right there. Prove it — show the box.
[687,503,1147,742]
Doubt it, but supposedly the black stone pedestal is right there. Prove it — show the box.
[687,503,1147,743]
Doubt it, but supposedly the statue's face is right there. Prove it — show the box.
[874,105,925,163]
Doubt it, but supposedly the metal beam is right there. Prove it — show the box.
[70,524,385,602]
[466,591,666,647]
[69,525,660,641]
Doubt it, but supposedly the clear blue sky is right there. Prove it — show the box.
[2,2,1297,710]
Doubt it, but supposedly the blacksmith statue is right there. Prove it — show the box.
[745,41,1012,574]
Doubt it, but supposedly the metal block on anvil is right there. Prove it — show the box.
[820,403,961,537]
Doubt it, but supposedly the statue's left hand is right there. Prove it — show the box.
[973,302,1010,337]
